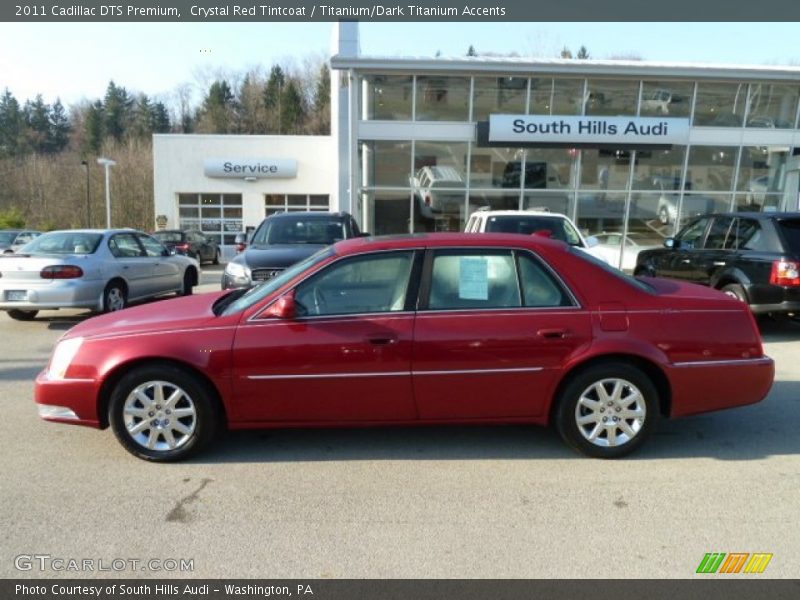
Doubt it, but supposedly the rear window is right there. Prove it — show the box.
[152,232,184,243]
[253,217,346,246]
[20,232,102,255]
[486,216,582,246]
[777,219,800,254]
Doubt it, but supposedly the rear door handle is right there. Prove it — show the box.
[367,335,397,346]
[537,328,568,340]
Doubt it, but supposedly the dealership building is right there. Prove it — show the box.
[154,22,800,258]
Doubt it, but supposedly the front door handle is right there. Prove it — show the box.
[537,328,568,340]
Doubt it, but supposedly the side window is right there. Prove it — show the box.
[294,251,415,317]
[108,233,144,258]
[705,217,734,250]
[737,219,768,251]
[465,216,476,232]
[676,217,710,250]
[137,234,167,258]
[428,250,521,310]
[517,253,574,308]
[560,220,582,246]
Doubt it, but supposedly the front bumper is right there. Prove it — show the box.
[34,370,103,428]
[0,279,104,311]
[221,273,252,290]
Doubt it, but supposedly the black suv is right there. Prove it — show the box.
[222,212,361,289]
[634,212,800,315]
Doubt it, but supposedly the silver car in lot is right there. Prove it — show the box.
[0,229,200,321]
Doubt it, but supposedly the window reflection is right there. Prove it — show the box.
[584,79,639,116]
[415,76,470,121]
[529,78,584,116]
[361,75,413,121]
[361,141,411,187]
[746,83,799,129]
[640,81,693,117]
[579,149,633,191]
[472,77,527,121]
[694,82,748,126]
[686,146,738,191]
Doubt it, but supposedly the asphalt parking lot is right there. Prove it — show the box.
[1,264,798,578]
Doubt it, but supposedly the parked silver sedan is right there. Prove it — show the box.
[0,229,200,321]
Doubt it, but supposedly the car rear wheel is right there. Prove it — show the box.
[556,363,659,458]
[108,365,218,462]
[7,309,39,321]
[103,281,127,312]
[181,269,194,296]
[721,283,748,304]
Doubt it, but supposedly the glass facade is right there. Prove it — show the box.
[354,71,800,266]
[178,193,243,245]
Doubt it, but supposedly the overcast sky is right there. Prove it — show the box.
[1,22,798,106]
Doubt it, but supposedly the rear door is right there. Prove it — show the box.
[688,215,735,284]
[411,248,592,419]
[656,216,711,280]
[137,233,181,294]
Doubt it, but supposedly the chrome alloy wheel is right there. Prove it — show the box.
[574,378,646,448]
[122,381,197,451]
[106,287,125,311]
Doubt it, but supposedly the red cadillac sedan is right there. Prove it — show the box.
[35,233,774,461]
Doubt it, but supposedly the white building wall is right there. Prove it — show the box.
[153,134,337,255]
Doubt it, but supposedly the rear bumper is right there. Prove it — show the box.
[667,356,774,418]
[748,284,800,315]
[34,370,102,428]
[0,280,104,311]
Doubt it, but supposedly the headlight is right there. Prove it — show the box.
[224,262,248,279]
[47,337,83,380]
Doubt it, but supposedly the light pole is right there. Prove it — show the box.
[96,157,116,228]
[80,160,91,227]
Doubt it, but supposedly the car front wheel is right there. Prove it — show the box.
[108,365,218,462]
[556,363,659,458]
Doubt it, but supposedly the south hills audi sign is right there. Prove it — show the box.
[485,115,691,146]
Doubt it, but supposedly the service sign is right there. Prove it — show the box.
[488,115,690,145]
[204,158,298,179]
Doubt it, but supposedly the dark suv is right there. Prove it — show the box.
[222,212,361,289]
[634,212,800,315]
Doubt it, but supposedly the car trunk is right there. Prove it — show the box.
[0,254,85,283]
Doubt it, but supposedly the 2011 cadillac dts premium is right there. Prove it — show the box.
[35,233,774,461]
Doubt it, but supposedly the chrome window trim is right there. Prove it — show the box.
[672,357,773,368]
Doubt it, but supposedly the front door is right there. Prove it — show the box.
[232,250,422,422]
[412,248,592,420]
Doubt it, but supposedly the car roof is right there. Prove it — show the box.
[333,232,566,256]
[474,210,567,218]
[266,211,351,220]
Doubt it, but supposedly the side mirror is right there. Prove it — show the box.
[585,235,600,248]
[262,291,296,320]
[664,238,679,249]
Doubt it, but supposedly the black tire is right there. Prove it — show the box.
[212,249,220,265]
[103,281,127,313]
[721,283,748,304]
[181,269,194,296]
[7,309,39,321]
[555,362,659,459]
[108,364,219,462]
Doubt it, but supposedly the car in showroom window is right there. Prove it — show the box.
[36,233,773,462]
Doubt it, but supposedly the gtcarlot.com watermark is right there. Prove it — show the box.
[14,554,194,573]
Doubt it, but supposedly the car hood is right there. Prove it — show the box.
[238,244,326,269]
[63,290,230,341]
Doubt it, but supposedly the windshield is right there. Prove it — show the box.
[152,232,184,243]
[252,217,346,246]
[570,247,655,293]
[0,232,18,245]
[220,247,335,316]
[486,216,582,246]
[19,232,102,255]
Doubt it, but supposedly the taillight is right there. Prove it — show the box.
[424,195,432,206]
[40,265,84,279]
[175,243,190,251]
[770,260,800,286]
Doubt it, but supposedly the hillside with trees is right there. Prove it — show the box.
[0,61,331,231]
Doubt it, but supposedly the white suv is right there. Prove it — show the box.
[410,166,466,219]
[465,208,610,264]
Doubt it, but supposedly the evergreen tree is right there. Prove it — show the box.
[560,46,573,59]
[198,80,235,133]
[264,65,286,133]
[104,80,132,141]
[131,93,154,138]
[49,98,71,152]
[466,45,477,57]
[0,89,25,157]
[280,80,305,134]
[83,100,105,155]
[576,46,590,59]
[311,64,330,134]
[152,102,171,133]
[24,95,51,153]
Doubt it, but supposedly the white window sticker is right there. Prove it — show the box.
[459,257,489,300]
